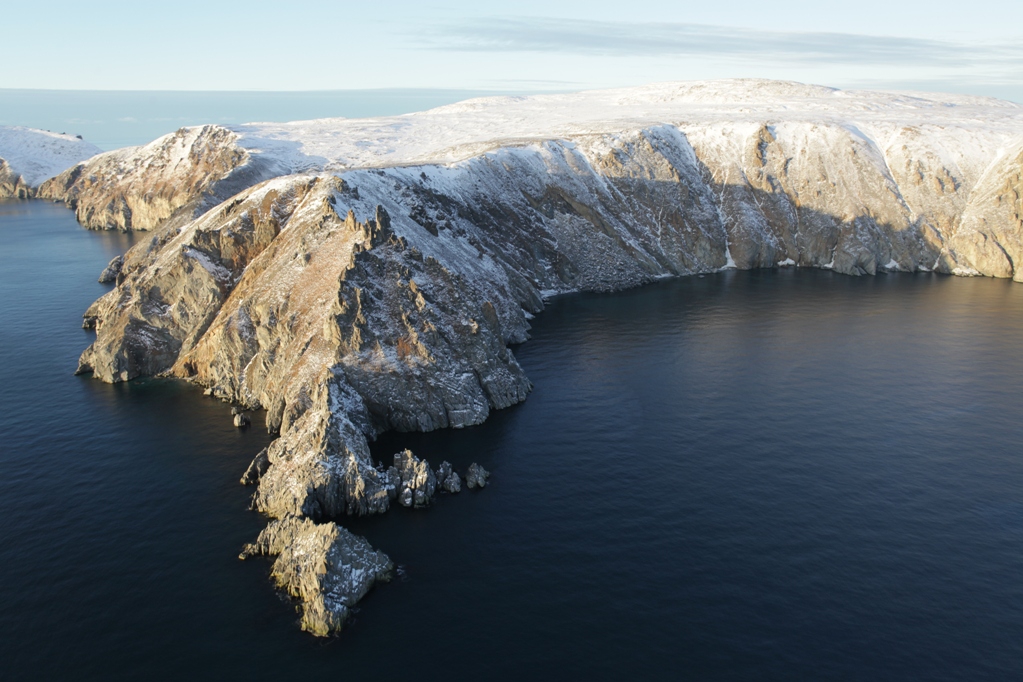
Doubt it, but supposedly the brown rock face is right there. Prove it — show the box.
[37,125,278,231]
[0,159,33,199]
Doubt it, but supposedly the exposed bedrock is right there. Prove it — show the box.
[37,124,283,231]
[72,116,1023,633]
[97,255,124,284]
[239,515,394,636]
[0,159,33,199]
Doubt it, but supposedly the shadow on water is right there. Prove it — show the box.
[3,200,1023,680]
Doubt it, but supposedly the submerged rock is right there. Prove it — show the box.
[465,463,489,490]
[239,516,393,636]
[0,160,32,199]
[38,124,262,231]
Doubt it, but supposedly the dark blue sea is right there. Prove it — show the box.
[2,199,1023,680]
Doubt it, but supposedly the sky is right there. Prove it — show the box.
[5,0,1023,101]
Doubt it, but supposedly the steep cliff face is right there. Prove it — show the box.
[66,80,1023,634]
[0,126,101,199]
[0,160,32,199]
[948,141,1023,281]
[38,125,284,230]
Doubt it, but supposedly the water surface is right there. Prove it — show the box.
[2,200,1022,680]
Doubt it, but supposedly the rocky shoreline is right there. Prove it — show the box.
[5,80,1023,634]
[238,455,487,635]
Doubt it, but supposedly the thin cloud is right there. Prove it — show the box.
[418,17,1021,68]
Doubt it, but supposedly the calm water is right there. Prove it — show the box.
[0,89,526,150]
[2,200,1023,680]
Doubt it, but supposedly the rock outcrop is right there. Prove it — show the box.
[0,159,33,199]
[240,447,270,485]
[38,125,283,230]
[97,255,124,284]
[62,80,1023,633]
[391,449,438,508]
[239,516,393,636]
[442,471,462,493]
[465,463,490,490]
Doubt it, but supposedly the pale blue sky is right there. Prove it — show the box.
[6,0,1022,100]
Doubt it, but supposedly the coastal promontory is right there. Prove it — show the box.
[17,79,1023,633]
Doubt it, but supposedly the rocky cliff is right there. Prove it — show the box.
[0,127,101,199]
[38,125,286,230]
[64,80,1023,633]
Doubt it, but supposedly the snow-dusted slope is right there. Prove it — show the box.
[230,80,1023,172]
[65,79,1023,635]
[0,126,101,198]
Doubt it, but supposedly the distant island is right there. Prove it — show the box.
[4,79,1023,634]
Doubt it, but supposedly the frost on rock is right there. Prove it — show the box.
[253,371,392,518]
[37,124,288,231]
[466,463,490,490]
[390,449,437,508]
[442,471,462,494]
[239,516,393,637]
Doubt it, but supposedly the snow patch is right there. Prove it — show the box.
[722,245,737,270]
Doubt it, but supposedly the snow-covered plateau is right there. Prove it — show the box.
[0,127,101,199]
[16,79,1023,634]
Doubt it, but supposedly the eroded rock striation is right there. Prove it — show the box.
[62,80,1023,633]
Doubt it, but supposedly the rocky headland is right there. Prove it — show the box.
[14,79,1023,634]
